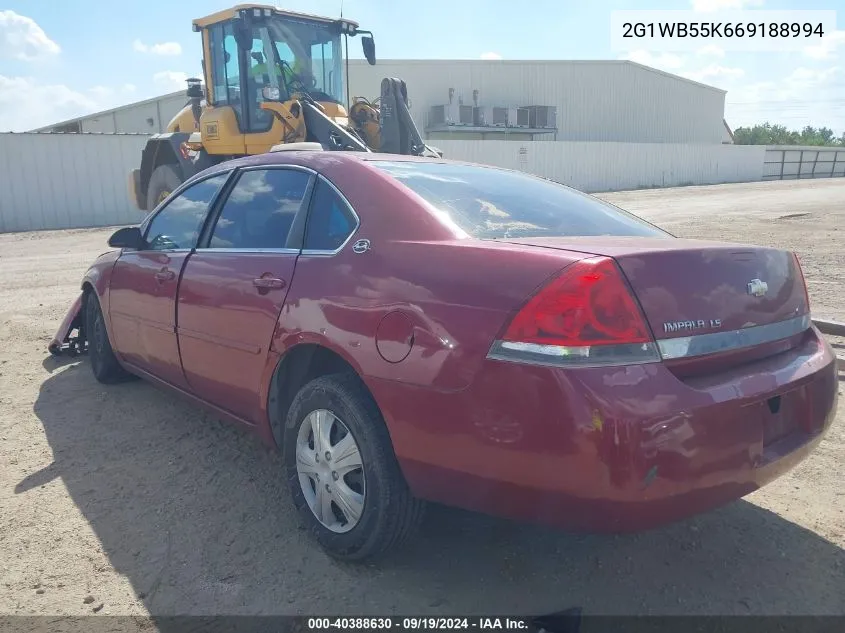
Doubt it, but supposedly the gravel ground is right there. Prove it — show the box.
[0,178,843,622]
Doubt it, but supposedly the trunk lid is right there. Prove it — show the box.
[500,236,809,343]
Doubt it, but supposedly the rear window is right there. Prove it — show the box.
[370,161,670,240]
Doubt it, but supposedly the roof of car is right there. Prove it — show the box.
[189,149,478,183]
[189,149,528,193]
[250,150,455,167]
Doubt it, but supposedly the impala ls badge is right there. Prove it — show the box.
[747,279,768,297]
[663,319,722,333]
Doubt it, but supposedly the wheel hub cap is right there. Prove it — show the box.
[295,409,365,533]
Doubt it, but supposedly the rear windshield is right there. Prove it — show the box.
[370,161,670,240]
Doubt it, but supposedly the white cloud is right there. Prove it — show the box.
[480,52,502,60]
[153,71,189,91]
[804,30,845,60]
[691,0,763,11]
[786,66,840,86]
[0,10,60,61]
[133,39,182,56]
[623,50,685,71]
[683,64,745,82]
[0,77,138,131]
[725,66,842,129]
[696,45,725,58]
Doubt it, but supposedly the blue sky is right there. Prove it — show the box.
[1,0,843,132]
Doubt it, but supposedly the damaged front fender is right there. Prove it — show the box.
[48,292,87,357]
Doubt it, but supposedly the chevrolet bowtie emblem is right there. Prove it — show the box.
[747,279,768,297]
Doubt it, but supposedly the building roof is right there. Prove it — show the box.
[29,89,188,132]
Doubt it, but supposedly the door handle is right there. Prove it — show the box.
[252,277,286,290]
[154,269,175,283]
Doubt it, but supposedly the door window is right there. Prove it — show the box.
[209,23,241,107]
[303,178,357,251]
[207,169,311,249]
[144,173,229,251]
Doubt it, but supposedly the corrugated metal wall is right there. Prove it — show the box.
[762,146,845,180]
[432,140,767,192]
[0,134,149,233]
[42,61,725,144]
[348,60,727,144]
[0,134,793,233]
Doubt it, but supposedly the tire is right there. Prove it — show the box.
[284,373,425,561]
[146,164,182,211]
[84,292,134,384]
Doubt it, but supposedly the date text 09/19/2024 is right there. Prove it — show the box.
[307,617,535,631]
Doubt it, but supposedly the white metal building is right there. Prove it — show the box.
[349,60,728,144]
[33,59,729,144]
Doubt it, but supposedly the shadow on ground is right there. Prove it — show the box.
[22,356,845,622]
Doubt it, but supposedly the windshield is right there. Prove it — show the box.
[370,161,671,240]
[265,16,345,104]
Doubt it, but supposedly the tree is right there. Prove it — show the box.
[733,122,845,146]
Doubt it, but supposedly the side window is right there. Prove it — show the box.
[304,179,357,251]
[310,40,335,96]
[207,169,311,250]
[209,23,240,107]
[144,174,229,251]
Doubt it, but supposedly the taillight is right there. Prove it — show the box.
[792,252,811,314]
[488,256,660,367]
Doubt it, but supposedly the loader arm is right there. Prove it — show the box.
[378,77,440,157]
[299,99,372,152]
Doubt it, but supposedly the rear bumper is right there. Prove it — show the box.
[371,326,838,532]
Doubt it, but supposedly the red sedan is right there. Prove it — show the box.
[50,150,838,561]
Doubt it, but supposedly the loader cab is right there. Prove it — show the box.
[192,4,376,154]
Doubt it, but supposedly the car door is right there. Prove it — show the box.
[108,172,231,389]
[176,166,314,421]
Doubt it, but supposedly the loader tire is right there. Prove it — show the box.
[147,164,182,211]
[85,293,134,385]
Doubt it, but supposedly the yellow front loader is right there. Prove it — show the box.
[129,4,438,211]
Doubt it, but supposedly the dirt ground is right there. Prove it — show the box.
[0,178,843,621]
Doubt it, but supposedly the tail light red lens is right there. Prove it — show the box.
[489,256,659,367]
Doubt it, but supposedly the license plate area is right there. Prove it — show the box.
[761,385,809,447]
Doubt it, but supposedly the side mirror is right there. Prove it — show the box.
[108,226,144,249]
[362,36,376,66]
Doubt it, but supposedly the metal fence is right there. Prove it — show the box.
[762,146,845,181]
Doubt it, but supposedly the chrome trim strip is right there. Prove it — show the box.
[657,314,811,360]
[487,340,661,369]
[195,248,301,254]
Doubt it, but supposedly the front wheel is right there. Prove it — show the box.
[284,374,425,561]
[85,293,134,384]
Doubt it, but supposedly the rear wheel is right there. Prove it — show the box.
[85,293,134,384]
[146,164,182,211]
[284,374,425,561]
